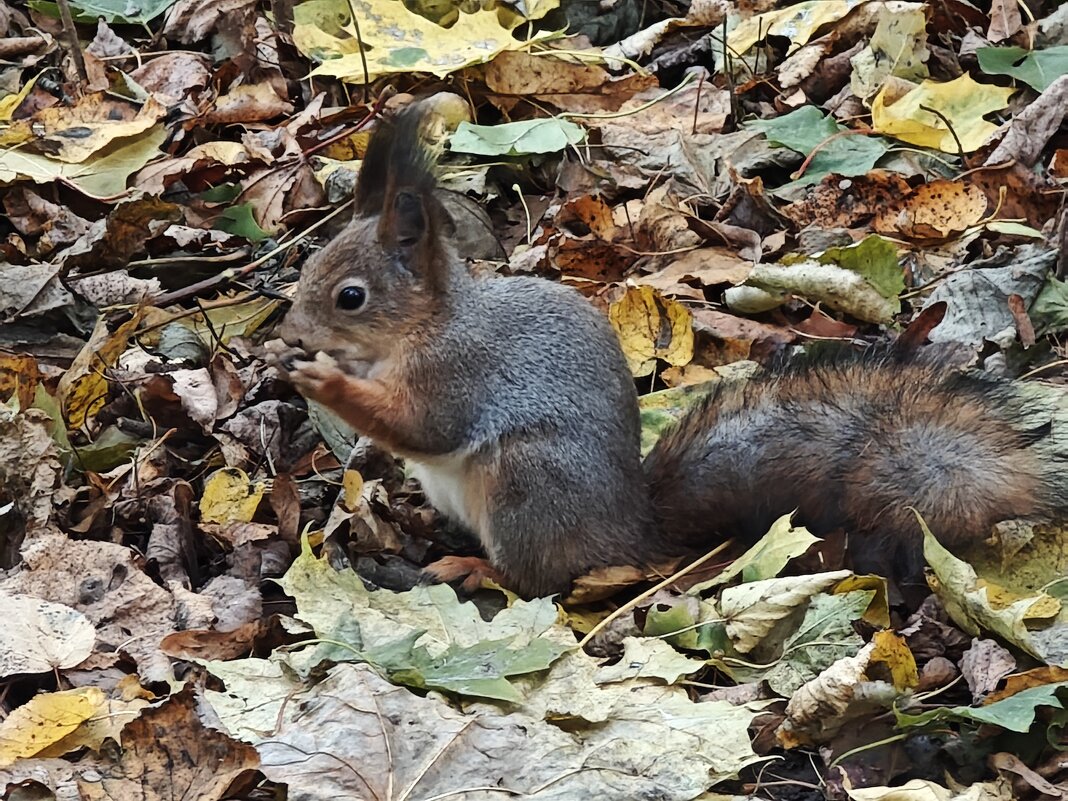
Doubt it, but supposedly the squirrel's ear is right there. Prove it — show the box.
[379,186,449,287]
[392,190,427,247]
[353,127,391,217]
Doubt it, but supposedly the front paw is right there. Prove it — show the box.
[264,338,308,373]
[286,351,345,401]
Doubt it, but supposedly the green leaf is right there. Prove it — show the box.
[978,46,1068,93]
[214,204,269,243]
[761,590,871,695]
[385,636,569,702]
[643,603,701,650]
[30,384,72,464]
[449,118,586,157]
[747,106,889,188]
[1031,276,1068,335]
[29,0,177,24]
[73,425,142,473]
[0,126,168,197]
[818,234,904,300]
[593,637,706,685]
[198,183,242,203]
[690,514,821,594]
[277,539,573,699]
[896,681,1068,733]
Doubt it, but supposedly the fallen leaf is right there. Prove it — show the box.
[295,0,557,82]
[0,688,105,768]
[57,310,143,429]
[0,592,94,677]
[199,468,266,524]
[871,73,1015,153]
[609,285,695,377]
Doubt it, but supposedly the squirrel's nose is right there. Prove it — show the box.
[276,313,303,349]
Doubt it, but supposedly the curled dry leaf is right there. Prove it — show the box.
[726,261,899,323]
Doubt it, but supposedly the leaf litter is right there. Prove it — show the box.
[1,0,1068,799]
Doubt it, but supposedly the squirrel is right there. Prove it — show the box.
[270,103,1068,599]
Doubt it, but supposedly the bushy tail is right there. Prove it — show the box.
[642,349,1068,582]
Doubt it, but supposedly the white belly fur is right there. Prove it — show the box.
[407,451,487,541]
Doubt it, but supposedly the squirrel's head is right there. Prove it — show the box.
[279,105,454,365]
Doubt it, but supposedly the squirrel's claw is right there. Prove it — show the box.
[424,555,503,593]
[263,338,308,373]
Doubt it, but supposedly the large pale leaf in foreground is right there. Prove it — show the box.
[207,658,763,800]
[0,127,168,197]
[922,522,1068,666]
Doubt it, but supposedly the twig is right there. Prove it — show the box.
[577,540,733,648]
[344,0,371,104]
[56,0,88,91]
[919,104,966,166]
[1019,359,1068,381]
[691,69,704,136]
[151,200,352,308]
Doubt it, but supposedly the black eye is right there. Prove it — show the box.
[336,285,367,311]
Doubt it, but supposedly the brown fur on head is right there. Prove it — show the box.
[279,104,454,365]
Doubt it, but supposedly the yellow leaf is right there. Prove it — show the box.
[0,74,40,122]
[835,574,891,628]
[183,296,282,346]
[0,687,106,768]
[0,125,168,197]
[293,0,558,82]
[37,697,149,758]
[871,74,1015,153]
[0,94,168,164]
[849,3,929,98]
[609,285,694,377]
[869,629,919,691]
[341,469,364,512]
[57,309,144,429]
[728,0,868,56]
[200,468,266,524]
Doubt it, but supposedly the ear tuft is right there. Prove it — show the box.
[354,105,437,217]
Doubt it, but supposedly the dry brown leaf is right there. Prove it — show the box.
[484,51,657,113]
[13,94,168,163]
[205,82,294,124]
[79,686,258,801]
[131,52,212,105]
[874,178,989,239]
[0,531,178,684]
[782,172,914,229]
[987,0,1023,41]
